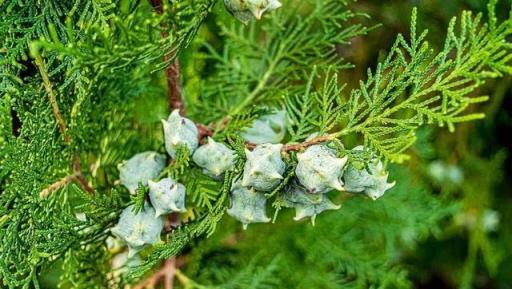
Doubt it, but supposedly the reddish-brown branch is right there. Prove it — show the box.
[196,123,213,143]
[282,135,336,152]
[196,124,334,152]
[132,259,177,289]
[39,157,94,198]
[149,0,164,13]
[150,0,185,115]
[245,135,336,152]
[165,213,181,232]
[72,156,94,194]
[165,60,185,115]
[163,259,177,289]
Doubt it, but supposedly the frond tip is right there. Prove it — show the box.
[341,7,512,162]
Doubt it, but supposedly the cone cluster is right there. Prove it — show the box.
[112,110,396,248]
[228,118,395,227]
[113,110,240,255]
[112,110,203,255]
[113,173,186,255]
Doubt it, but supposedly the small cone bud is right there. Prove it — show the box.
[118,152,166,194]
[111,203,164,256]
[162,109,198,158]
[193,138,234,178]
[241,144,285,192]
[343,146,395,200]
[227,181,270,228]
[283,182,341,223]
[295,144,347,194]
[148,178,186,215]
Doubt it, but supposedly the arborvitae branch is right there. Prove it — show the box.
[31,46,69,143]
[283,6,512,163]
[150,0,186,114]
[191,0,372,127]
[337,8,512,162]
[1,1,511,288]
[166,61,185,114]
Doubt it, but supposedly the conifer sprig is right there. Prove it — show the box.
[339,7,512,162]
[285,6,512,163]
[189,0,372,127]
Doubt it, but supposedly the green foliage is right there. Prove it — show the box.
[59,243,111,289]
[160,144,191,180]
[24,0,216,72]
[285,67,345,142]
[182,166,457,289]
[284,4,512,163]
[131,184,148,214]
[0,0,511,288]
[341,6,512,162]
[188,0,372,127]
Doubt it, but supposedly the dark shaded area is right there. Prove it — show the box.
[10,109,21,137]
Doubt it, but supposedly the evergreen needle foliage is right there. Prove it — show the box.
[0,0,511,288]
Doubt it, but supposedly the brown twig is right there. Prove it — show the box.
[72,156,95,194]
[39,156,94,198]
[150,0,185,115]
[282,134,336,152]
[245,134,336,152]
[196,123,213,143]
[149,0,164,13]
[132,259,177,289]
[163,259,177,289]
[39,173,80,198]
[195,123,336,152]
[33,50,69,143]
[166,60,185,115]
